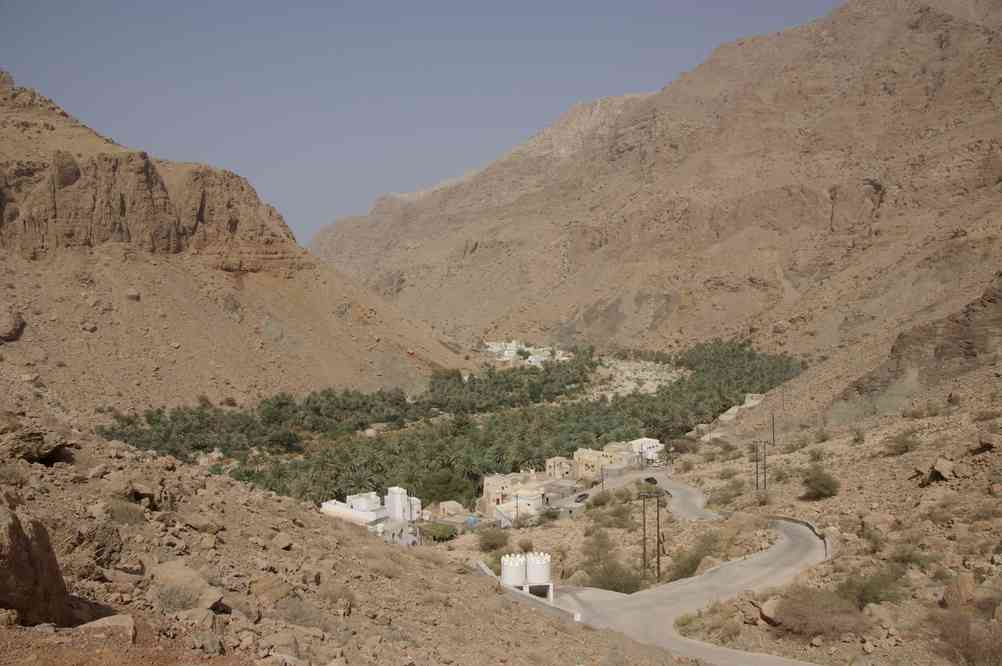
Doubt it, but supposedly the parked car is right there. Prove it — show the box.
[644,477,659,485]
[574,493,589,503]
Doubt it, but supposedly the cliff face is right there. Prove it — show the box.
[0,73,307,272]
[0,71,468,416]
[314,0,1002,364]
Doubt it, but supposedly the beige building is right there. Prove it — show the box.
[573,448,620,482]
[545,456,573,479]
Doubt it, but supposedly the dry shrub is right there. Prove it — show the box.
[0,463,27,488]
[369,556,400,579]
[518,538,535,553]
[973,409,1002,422]
[107,499,145,525]
[319,582,356,607]
[776,586,869,638]
[932,609,1002,665]
[157,585,200,612]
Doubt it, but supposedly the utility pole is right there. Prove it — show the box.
[768,412,775,491]
[754,440,760,491]
[601,466,605,493]
[656,492,662,581]
[641,493,648,575]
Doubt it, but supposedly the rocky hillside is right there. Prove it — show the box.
[0,70,467,418]
[314,0,1002,369]
[0,412,674,665]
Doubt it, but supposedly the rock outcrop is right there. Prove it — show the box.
[0,506,71,625]
[0,71,306,272]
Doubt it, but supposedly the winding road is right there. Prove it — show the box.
[553,474,828,666]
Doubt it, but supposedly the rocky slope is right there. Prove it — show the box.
[314,0,1002,367]
[0,412,675,665]
[0,70,467,418]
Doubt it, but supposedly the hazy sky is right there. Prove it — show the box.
[1,1,841,243]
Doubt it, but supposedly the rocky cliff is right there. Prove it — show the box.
[0,72,307,272]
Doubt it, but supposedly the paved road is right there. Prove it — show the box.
[554,479,827,666]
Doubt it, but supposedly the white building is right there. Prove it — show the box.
[500,552,554,604]
[321,487,422,527]
[629,437,665,463]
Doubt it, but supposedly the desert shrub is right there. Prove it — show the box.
[537,508,560,524]
[588,490,612,509]
[158,585,200,612]
[776,586,869,638]
[903,401,942,419]
[771,466,791,483]
[973,409,1002,422]
[670,438,699,455]
[319,582,356,607]
[756,491,772,506]
[801,464,839,500]
[669,532,721,581]
[0,463,27,488]
[971,503,1002,522]
[369,556,401,579]
[885,429,920,456]
[107,499,145,525]
[718,467,738,480]
[580,528,643,593]
[860,525,885,554]
[807,448,825,463]
[421,522,458,542]
[837,566,905,609]
[890,544,936,570]
[925,496,960,527]
[709,478,746,507]
[478,528,510,552]
[933,609,1002,665]
[678,459,695,473]
[814,428,831,443]
[614,486,633,503]
[784,436,809,454]
[518,538,535,553]
[852,427,866,445]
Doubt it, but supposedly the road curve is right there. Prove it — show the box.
[554,477,827,666]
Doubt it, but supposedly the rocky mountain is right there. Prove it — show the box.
[314,0,1002,373]
[0,71,467,418]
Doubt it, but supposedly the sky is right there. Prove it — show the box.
[0,1,841,243]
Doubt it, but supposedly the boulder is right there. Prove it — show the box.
[929,457,955,482]
[192,631,225,655]
[0,308,25,343]
[0,506,72,625]
[76,614,136,644]
[259,630,300,659]
[759,596,782,626]
[272,532,294,551]
[149,560,225,612]
[3,430,68,465]
[183,513,223,535]
[124,288,141,302]
[942,572,976,608]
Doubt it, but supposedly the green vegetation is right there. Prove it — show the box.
[99,340,801,507]
[836,565,905,609]
[477,528,510,553]
[669,532,721,581]
[800,464,840,500]
[420,523,458,542]
[580,529,643,593]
